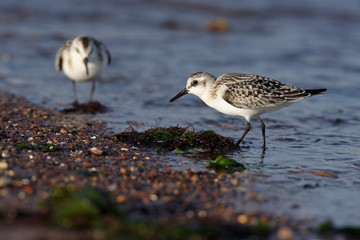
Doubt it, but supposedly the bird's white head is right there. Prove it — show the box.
[72,36,94,75]
[72,36,93,58]
[170,72,216,102]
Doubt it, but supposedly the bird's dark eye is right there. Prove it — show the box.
[192,80,198,86]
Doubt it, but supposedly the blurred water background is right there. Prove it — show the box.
[0,0,360,227]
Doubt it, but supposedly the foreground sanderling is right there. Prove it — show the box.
[170,72,326,152]
[55,36,111,105]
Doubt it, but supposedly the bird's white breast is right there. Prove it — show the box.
[200,89,293,122]
[62,49,105,82]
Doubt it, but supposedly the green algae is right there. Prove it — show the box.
[208,155,246,173]
[115,126,237,154]
[40,185,123,229]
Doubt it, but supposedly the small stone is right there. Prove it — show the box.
[1,150,10,158]
[21,179,30,185]
[23,185,34,195]
[90,147,103,155]
[231,179,238,186]
[18,191,26,199]
[116,195,126,203]
[206,16,229,32]
[198,210,207,218]
[0,177,10,187]
[68,142,74,149]
[190,175,198,183]
[60,129,67,134]
[277,226,294,240]
[186,210,195,218]
[82,162,94,168]
[108,184,117,191]
[0,161,8,169]
[149,194,158,201]
[237,214,249,224]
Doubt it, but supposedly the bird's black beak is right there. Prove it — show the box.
[83,57,89,76]
[170,88,188,102]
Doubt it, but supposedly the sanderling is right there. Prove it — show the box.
[55,36,111,105]
[170,72,326,152]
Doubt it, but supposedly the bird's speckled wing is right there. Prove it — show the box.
[93,38,111,65]
[55,39,72,71]
[216,73,310,109]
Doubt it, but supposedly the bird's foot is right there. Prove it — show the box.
[72,101,79,107]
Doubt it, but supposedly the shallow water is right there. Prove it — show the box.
[1,0,360,227]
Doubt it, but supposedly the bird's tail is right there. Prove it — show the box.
[305,88,327,96]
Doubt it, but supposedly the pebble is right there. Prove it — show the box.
[277,226,294,240]
[90,147,103,155]
[1,150,10,158]
[198,210,207,218]
[0,177,10,187]
[0,161,8,169]
[108,184,117,191]
[237,214,249,224]
[186,210,195,218]
[116,195,126,203]
[206,16,229,32]
[60,128,68,134]
[82,162,94,168]
[149,194,158,201]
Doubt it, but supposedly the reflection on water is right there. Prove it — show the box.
[1,0,360,226]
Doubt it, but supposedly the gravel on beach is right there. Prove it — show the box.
[0,91,326,239]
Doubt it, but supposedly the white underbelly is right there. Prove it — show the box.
[63,58,104,82]
[201,95,292,120]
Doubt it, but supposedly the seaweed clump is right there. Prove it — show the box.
[208,155,246,174]
[40,185,123,229]
[61,101,107,114]
[115,126,237,154]
[16,142,58,152]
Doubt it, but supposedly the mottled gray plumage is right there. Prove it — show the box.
[213,73,324,109]
[170,71,327,153]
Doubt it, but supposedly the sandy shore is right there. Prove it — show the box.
[0,91,349,239]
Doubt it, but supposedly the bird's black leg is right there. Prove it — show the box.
[89,78,96,103]
[258,117,266,153]
[236,121,251,146]
[72,81,78,106]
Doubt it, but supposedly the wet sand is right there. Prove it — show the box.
[0,91,292,239]
[1,91,356,239]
